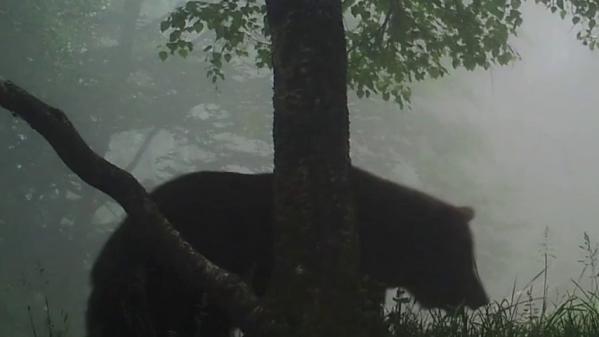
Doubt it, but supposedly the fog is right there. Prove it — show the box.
[2,1,599,336]
[402,3,599,299]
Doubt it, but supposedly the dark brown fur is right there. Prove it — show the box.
[86,167,488,337]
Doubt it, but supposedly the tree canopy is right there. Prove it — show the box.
[160,0,599,106]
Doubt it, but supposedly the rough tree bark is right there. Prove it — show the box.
[266,1,369,337]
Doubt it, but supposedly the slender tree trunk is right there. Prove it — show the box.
[265,1,367,336]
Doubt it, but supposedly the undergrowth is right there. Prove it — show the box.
[22,231,599,337]
[384,230,599,337]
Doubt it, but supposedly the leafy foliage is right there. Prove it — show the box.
[0,0,110,99]
[161,0,599,106]
[534,0,599,49]
[345,0,523,106]
[159,0,271,83]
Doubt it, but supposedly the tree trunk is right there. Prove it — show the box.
[2,0,381,335]
[266,1,367,336]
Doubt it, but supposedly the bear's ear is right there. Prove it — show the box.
[458,206,475,222]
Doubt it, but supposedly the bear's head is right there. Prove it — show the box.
[361,203,488,310]
[402,206,488,309]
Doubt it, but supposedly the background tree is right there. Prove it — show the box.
[0,1,273,334]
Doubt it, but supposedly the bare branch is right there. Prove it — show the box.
[0,79,278,336]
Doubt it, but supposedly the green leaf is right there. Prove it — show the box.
[172,12,186,29]
[193,21,204,33]
[185,2,197,11]
[169,30,182,42]
[160,20,170,32]
[158,51,168,61]
[178,48,189,58]
[497,52,512,65]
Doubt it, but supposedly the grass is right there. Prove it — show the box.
[386,289,599,337]
[384,230,599,337]
[21,231,599,337]
[23,263,71,337]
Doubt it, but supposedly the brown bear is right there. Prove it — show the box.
[86,167,488,337]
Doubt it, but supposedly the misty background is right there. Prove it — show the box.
[1,1,599,336]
